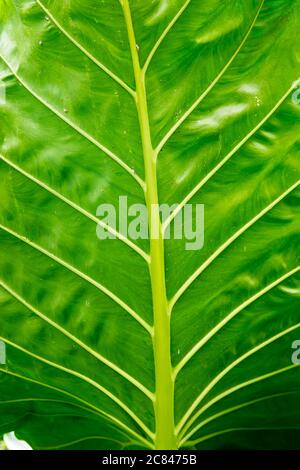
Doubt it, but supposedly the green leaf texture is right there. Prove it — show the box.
[0,0,299,450]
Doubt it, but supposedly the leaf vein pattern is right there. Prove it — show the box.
[0,281,154,400]
[0,154,149,262]
[0,336,154,440]
[155,0,265,155]
[0,55,144,188]
[0,368,153,448]
[169,181,300,310]
[177,320,300,434]
[36,0,136,97]
[0,223,152,334]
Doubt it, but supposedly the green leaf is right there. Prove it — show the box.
[0,0,299,450]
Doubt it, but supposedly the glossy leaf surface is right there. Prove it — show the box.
[0,0,299,450]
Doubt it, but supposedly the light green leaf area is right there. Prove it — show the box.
[0,0,299,450]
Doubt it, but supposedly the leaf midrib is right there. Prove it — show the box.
[120,0,176,449]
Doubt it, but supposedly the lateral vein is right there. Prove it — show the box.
[174,266,300,376]
[0,154,149,263]
[0,336,154,440]
[169,180,300,310]
[182,391,300,446]
[0,368,153,448]
[36,0,136,98]
[39,436,125,450]
[0,223,152,334]
[176,318,300,434]
[180,363,299,440]
[143,0,191,73]
[0,55,144,189]
[163,84,294,232]
[155,0,265,155]
[0,281,154,400]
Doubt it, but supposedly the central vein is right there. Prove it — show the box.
[121,0,177,450]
